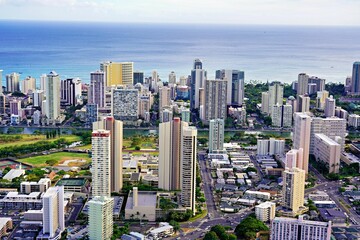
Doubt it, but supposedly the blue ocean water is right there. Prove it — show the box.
[0,20,359,85]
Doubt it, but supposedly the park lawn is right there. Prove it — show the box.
[124,151,159,156]
[0,134,81,148]
[73,144,92,150]
[18,152,91,167]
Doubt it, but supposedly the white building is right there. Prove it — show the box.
[111,87,139,121]
[255,202,276,222]
[314,134,341,173]
[88,196,114,240]
[293,113,311,173]
[261,92,270,114]
[270,215,331,240]
[40,186,65,240]
[257,138,285,156]
[21,178,51,194]
[209,119,224,153]
[21,76,36,95]
[44,71,61,125]
[324,96,336,117]
[348,114,360,128]
[159,86,171,109]
[91,130,111,197]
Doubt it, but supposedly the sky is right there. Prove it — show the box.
[0,0,359,26]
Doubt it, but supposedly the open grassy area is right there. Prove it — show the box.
[0,134,81,149]
[123,136,158,150]
[18,152,91,167]
[124,151,159,156]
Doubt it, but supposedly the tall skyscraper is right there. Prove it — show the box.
[133,71,144,84]
[204,79,227,122]
[6,72,20,92]
[86,103,98,126]
[169,71,176,84]
[215,69,245,106]
[324,96,336,117]
[111,86,139,121]
[88,196,114,240]
[297,73,309,95]
[0,93,5,114]
[351,62,360,94]
[40,74,47,91]
[159,86,171,109]
[190,59,207,110]
[21,76,36,94]
[180,125,197,213]
[88,71,106,108]
[308,76,325,92]
[293,113,311,173]
[270,216,332,240]
[209,119,224,153]
[285,148,304,169]
[158,118,197,213]
[91,130,111,197]
[60,78,82,106]
[268,81,284,111]
[41,186,65,239]
[93,117,123,192]
[45,71,61,125]
[316,90,329,109]
[282,167,306,214]
[261,92,270,114]
[101,61,134,87]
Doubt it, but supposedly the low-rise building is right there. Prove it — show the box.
[0,192,42,210]
[3,169,25,181]
[20,178,51,194]
[125,187,157,221]
[244,190,271,200]
[55,178,87,193]
[319,208,347,224]
[148,222,174,240]
[0,218,12,238]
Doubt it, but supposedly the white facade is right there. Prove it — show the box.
[91,130,111,197]
[297,95,310,113]
[261,92,270,114]
[111,87,139,121]
[21,76,36,94]
[324,96,336,117]
[209,119,224,153]
[257,138,285,156]
[348,114,360,128]
[293,113,311,173]
[270,216,331,240]
[256,202,276,222]
[42,186,65,239]
[314,134,341,173]
[44,71,61,124]
[297,73,309,95]
[88,196,114,240]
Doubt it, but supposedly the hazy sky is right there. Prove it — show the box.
[0,0,359,26]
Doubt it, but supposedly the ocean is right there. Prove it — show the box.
[0,20,359,85]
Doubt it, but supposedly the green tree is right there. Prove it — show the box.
[204,231,220,240]
[234,216,269,240]
[169,220,180,233]
[46,159,58,166]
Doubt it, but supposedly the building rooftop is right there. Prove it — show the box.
[0,217,12,229]
[3,169,25,180]
[56,178,86,187]
[125,191,157,209]
[315,133,340,146]
[319,209,347,219]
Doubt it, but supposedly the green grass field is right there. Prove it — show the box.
[18,152,91,167]
[0,134,81,148]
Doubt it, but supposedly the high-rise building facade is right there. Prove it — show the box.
[215,69,245,106]
[158,118,197,213]
[255,202,276,222]
[111,87,139,121]
[316,90,329,109]
[190,59,207,110]
[282,167,305,214]
[41,186,65,239]
[6,72,20,92]
[324,96,336,117]
[91,130,111,197]
[297,73,309,95]
[209,119,224,153]
[101,61,134,86]
[159,86,171,109]
[285,148,304,169]
[308,76,325,92]
[310,117,346,154]
[60,78,82,106]
[297,95,310,113]
[293,113,311,173]
[93,117,123,192]
[314,134,341,173]
[270,216,332,240]
[261,92,270,114]
[88,196,114,240]
[86,104,98,126]
[180,125,197,213]
[45,71,61,124]
[169,71,176,84]
[351,62,360,94]
[0,94,5,114]
[204,79,227,122]
[269,81,284,111]
[21,76,36,95]
[88,71,106,108]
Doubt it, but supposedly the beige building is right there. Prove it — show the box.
[293,113,311,173]
[125,187,157,221]
[44,71,61,125]
[285,148,303,169]
[297,94,310,113]
[21,76,36,94]
[93,117,123,192]
[101,61,134,86]
[159,86,171,109]
[316,90,329,109]
[324,96,336,117]
[261,92,270,114]
[20,178,51,194]
[282,167,306,216]
[91,129,111,197]
[314,134,341,173]
[88,196,114,240]
[255,202,276,222]
[0,218,12,238]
